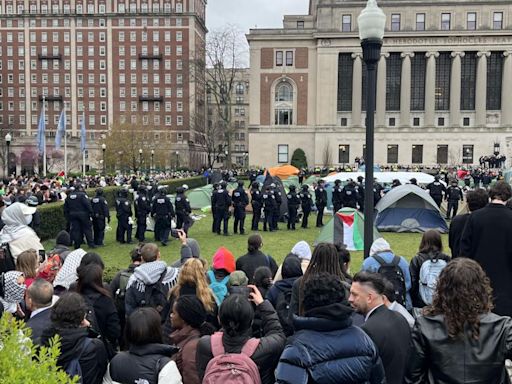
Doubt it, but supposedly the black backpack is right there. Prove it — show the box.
[373,254,407,306]
[275,288,294,336]
[0,243,15,274]
[140,270,168,314]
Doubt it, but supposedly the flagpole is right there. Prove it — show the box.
[64,131,67,178]
[83,150,85,177]
[42,96,46,177]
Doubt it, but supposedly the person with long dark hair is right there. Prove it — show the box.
[236,234,278,284]
[76,263,120,356]
[405,258,512,383]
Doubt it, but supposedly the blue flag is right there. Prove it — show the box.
[80,113,86,153]
[37,105,46,153]
[55,109,66,149]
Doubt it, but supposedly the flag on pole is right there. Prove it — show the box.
[80,113,87,153]
[55,108,66,149]
[36,104,46,153]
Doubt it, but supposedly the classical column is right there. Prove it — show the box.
[351,52,363,127]
[376,52,389,127]
[450,51,465,127]
[502,51,512,127]
[424,52,439,127]
[475,51,490,127]
[400,52,414,127]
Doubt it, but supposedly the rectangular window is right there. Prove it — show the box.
[278,145,289,163]
[412,145,423,164]
[416,13,425,31]
[389,118,396,127]
[387,145,399,164]
[391,14,401,31]
[413,117,421,126]
[435,53,451,111]
[494,12,503,30]
[437,145,448,164]
[467,12,477,30]
[438,117,445,126]
[339,145,350,163]
[463,117,471,126]
[276,51,283,66]
[285,51,293,66]
[411,54,426,111]
[342,15,351,32]
[297,21,304,29]
[337,53,353,112]
[441,13,451,30]
[487,52,503,110]
[386,53,402,111]
[463,145,474,164]
[460,52,477,110]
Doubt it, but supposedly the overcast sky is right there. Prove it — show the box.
[206,0,309,33]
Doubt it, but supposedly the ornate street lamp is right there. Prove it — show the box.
[5,133,11,177]
[139,148,143,174]
[359,0,386,258]
[175,150,179,170]
[101,143,106,175]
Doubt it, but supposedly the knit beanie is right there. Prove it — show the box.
[212,247,235,273]
[228,271,249,287]
[281,254,303,279]
[175,295,207,329]
[56,230,72,247]
[291,241,312,261]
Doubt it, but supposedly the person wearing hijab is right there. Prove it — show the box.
[0,202,43,262]
[0,270,27,318]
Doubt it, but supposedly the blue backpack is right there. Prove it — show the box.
[207,270,230,306]
[65,338,92,383]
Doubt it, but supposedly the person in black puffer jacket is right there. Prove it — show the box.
[104,307,182,384]
[236,234,278,284]
[40,292,108,384]
[275,273,385,384]
[196,288,286,384]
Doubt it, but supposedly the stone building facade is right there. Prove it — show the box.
[247,0,512,168]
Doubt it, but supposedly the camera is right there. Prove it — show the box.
[229,285,252,298]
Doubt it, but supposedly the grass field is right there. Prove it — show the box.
[43,211,450,280]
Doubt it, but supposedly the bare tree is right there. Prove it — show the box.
[322,141,333,168]
[194,25,248,169]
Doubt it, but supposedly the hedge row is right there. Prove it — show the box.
[37,176,207,241]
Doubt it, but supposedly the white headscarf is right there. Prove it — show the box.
[369,238,392,257]
[53,249,87,290]
[0,202,37,243]
[291,241,312,261]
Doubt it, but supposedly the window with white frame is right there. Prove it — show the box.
[278,145,289,163]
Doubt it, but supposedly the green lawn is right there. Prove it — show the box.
[44,212,449,280]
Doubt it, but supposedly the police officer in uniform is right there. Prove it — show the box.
[151,185,175,246]
[299,185,313,229]
[342,179,359,209]
[262,186,276,232]
[286,185,301,230]
[250,182,262,231]
[332,179,343,214]
[213,181,231,236]
[175,186,192,234]
[115,188,133,244]
[211,183,219,233]
[64,184,95,249]
[445,180,464,220]
[271,183,282,231]
[134,186,150,242]
[356,176,365,212]
[232,180,249,235]
[426,175,446,208]
[91,188,110,246]
[315,180,328,227]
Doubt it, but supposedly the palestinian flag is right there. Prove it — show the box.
[314,207,380,251]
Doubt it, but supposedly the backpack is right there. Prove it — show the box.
[0,243,15,274]
[202,332,261,384]
[275,288,294,337]
[82,293,101,338]
[114,270,133,312]
[207,270,229,306]
[373,254,407,306]
[65,338,92,384]
[140,270,168,313]
[419,256,447,305]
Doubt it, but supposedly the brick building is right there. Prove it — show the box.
[0,0,207,175]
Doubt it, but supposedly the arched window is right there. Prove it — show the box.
[274,81,294,125]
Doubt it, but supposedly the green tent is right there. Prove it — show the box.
[186,186,213,209]
[314,207,380,251]
[282,176,300,189]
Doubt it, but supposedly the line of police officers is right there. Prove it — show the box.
[210,178,379,235]
[63,182,192,248]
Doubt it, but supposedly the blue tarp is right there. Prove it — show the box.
[375,207,448,233]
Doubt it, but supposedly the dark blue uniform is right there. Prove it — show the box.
[151,189,174,245]
[315,183,328,227]
[175,187,192,234]
[232,183,249,235]
[286,186,301,230]
[262,188,276,232]
[115,190,132,244]
[91,189,110,246]
[445,184,463,220]
[299,187,313,228]
[342,182,359,209]
[332,181,343,213]
[212,184,231,235]
[134,189,150,242]
[251,183,262,231]
[64,189,94,249]
[427,179,446,207]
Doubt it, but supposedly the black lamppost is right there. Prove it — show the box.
[5,133,11,177]
[175,151,179,170]
[359,0,386,258]
[101,143,106,175]
[139,148,143,174]
[494,142,500,156]
[151,149,154,174]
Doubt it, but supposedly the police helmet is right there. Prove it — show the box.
[301,184,309,190]
[220,181,227,188]
[95,188,104,196]
[334,179,341,185]
[237,180,245,187]
[176,187,185,194]
[434,175,440,181]
[289,185,296,191]
[138,185,146,193]
[251,181,259,189]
